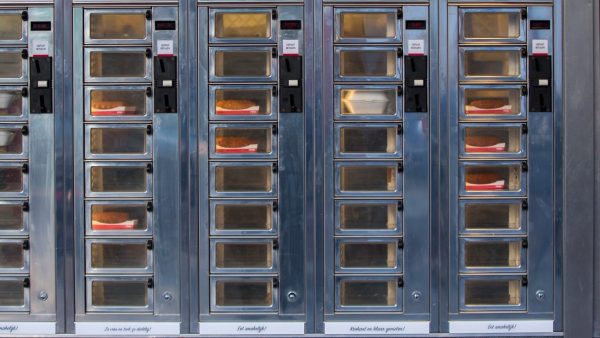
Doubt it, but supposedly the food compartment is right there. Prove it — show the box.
[85,48,152,83]
[0,124,26,158]
[461,162,525,196]
[0,49,27,83]
[461,124,525,157]
[335,9,400,43]
[86,124,151,160]
[0,278,28,311]
[211,200,276,235]
[336,239,400,273]
[335,47,401,81]
[210,124,275,158]
[460,86,526,119]
[0,202,27,234]
[87,201,151,234]
[336,276,401,311]
[336,123,401,158]
[335,200,401,235]
[87,240,152,273]
[460,9,526,43]
[85,10,150,44]
[460,200,525,235]
[0,11,27,44]
[461,238,525,272]
[210,162,276,198]
[86,86,151,120]
[210,86,275,120]
[336,162,402,197]
[0,163,27,197]
[0,87,26,120]
[87,277,152,312]
[210,47,277,82]
[212,239,276,273]
[460,276,525,311]
[86,162,152,198]
[460,47,526,82]
[211,277,276,311]
[336,86,400,120]
[0,240,28,273]
[210,9,275,43]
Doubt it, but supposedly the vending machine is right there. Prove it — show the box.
[0,3,57,335]
[317,1,431,334]
[72,1,181,334]
[443,1,561,334]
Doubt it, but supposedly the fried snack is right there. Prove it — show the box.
[92,101,127,110]
[216,136,254,148]
[216,99,257,110]
[465,135,502,147]
[467,172,502,184]
[469,98,509,109]
[93,211,129,224]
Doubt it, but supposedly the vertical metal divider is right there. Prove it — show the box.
[595,1,600,335]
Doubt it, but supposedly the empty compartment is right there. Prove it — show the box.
[89,202,149,232]
[463,125,523,155]
[214,278,274,308]
[88,125,149,158]
[213,201,274,233]
[89,279,150,309]
[338,163,399,194]
[88,163,149,194]
[338,278,398,309]
[212,48,273,79]
[87,11,148,41]
[213,125,273,155]
[337,10,398,41]
[0,241,26,270]
[461,9,524,42]
[338,87,398,118]
[463,201,523,232]
[0,50,23,79]
[0,13,24,42]
[338,241,397,270]
[213,10,272,40]
[88,87,148,118]
[88,49,149,80]
[338,201,399,233]
[0,279,26,309]
[338,124,399,156]
[0,125,24,156]
[0,165,24,193]
[462,48,524,80]
[214,241,274,270]
[0,203,25,232]
[463,278,522,307]
[213,163,273,194]
[463,239,523,269]
[0,88,24,118]
[338,48,398,79]
[89,241,150,271]
[463,163,522,192]
[212,87,273,118]
[462,86,524,118]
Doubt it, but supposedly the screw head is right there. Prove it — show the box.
[163,292,173,301]
[411,291,422,302]
[38,291,48,301]
[287,291,298,302]
[536,290,545,301]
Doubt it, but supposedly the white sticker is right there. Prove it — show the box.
[407,39,425,55]
[199,322,304,335]
[532,39,549,55]
[324,321,430,335]
[0,322,55,335]
[32,40,49,56]
[75,322,180,335]
[282,40,300,55]
[449,320,554,334]
[157,40,174,56]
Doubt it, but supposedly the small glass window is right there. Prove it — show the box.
[0,52,22,78]
[215,165,272,192]
[90,242,148,269]
[464,88,522,116]
[0,280,25,307]
[90,89,147,117]
[215,280,273,307]
[464,279,521,306]
[215,88,271,116]
[0,204,23,232]
[463,12,521,40]
[90,166,147,193]
[464,241,521,268]
[464,126,521,154]
[89,13,147,40]
[340,242,396,268]
[340,165,396,192]
[0,242,24,269]
[91,204,148,231]
[0,127,23,154]
[465,165,521,192]
[340,279,396,306]
[340,203,397,231]
[90,127,147,155]
[464,50,521,78]
[464,203,521,231]
[215,204,272,231]
[340,12,396,39]
[0,167,23,192]
[340,88,396,116]
[215,12,271,39]
[215,242,272,269]
[214,50,271,77]
[0,15,23,41]
[91,280,148,307]
[215,127,272,154]
[90,51,147,78]
[340,50,396,77]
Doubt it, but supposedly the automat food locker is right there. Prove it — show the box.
[0,3,57,335]
[318,3,431,334]
[196,2,307,334]
[72,2,181,334]
[444,1,560,334]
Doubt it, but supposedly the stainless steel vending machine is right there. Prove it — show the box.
[72,1,181,334]
[195,1,308,334]
[0,3,57,335]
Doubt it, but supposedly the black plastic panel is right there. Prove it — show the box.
[154,56,177,113]
[529,56,552,112]
[404,55,428,112]
[29,57,53,114]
